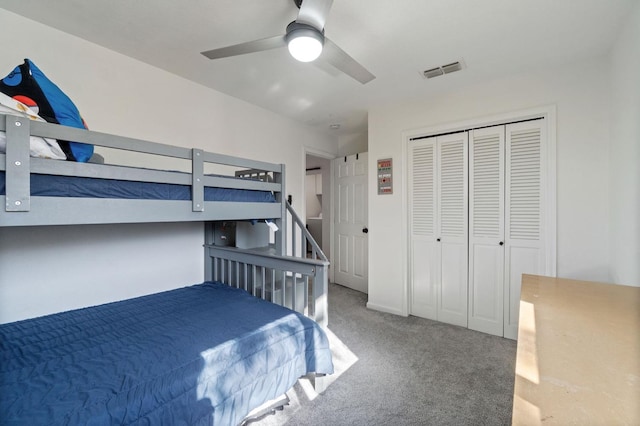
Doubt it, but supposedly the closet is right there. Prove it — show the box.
[409,119,548,339]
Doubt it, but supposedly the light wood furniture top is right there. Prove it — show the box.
[512,274,640,425]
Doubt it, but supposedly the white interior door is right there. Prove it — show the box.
[333,153,368,293]
[468,127,505,336]
[436,133,469,327]
[409,133,468,327]
[504,120,546,339]
[409,139,438,319]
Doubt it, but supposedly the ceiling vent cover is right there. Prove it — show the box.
[442,61,462,74]
[423,60,465,79]
[423,67,444,79]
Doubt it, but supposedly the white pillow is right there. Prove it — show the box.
[0,92,66,160]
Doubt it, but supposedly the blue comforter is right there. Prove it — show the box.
[0,171,276,203]
[0,282,333,425]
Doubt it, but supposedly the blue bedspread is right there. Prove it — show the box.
[0,171,276,203]
[0,282,333,425]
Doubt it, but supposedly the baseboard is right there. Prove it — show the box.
[366,301,408,317]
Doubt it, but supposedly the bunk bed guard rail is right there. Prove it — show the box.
[1,113,285,229]
[205,245,329,328]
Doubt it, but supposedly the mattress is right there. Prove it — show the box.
[0,282,333,425]
[0,171,276,203]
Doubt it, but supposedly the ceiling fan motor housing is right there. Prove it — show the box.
[285,21,325,42]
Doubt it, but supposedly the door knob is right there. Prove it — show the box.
[437,238,441,242]
[362,227,369,234]
[499,241,504,246]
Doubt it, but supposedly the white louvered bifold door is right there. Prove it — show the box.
[468,127,505,336]
[436,132,469,327]
[504,120,546,339]
[409,119,549,338]
[409,138,438,320]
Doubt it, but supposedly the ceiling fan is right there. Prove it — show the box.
[200,0,375,84]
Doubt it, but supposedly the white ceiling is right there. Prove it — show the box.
[1,0,635,137]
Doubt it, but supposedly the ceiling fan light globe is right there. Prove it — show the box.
[288,35,323,62]
[285,22,324,62]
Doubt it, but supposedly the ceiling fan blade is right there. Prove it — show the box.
[322,38,375,84]
[201,35,286,60]
[296,0,334,30]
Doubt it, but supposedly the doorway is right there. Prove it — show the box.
[305,153,331,259]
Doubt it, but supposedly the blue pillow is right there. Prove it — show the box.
[0,59,93,162]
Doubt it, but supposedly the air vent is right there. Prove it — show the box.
[442,61,462,74]
[423,67,444,79]
[422,60,465,79]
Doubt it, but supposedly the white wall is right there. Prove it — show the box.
[0,223,203,321]
[609,2,640,287]
[367,56,614,315]
[0,10,337,323]
[338,131,368,156]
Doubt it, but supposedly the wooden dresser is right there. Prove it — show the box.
[512,274,640,425]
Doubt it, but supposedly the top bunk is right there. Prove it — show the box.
[0,112,285,227]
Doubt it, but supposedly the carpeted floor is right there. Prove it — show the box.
[254,283,517,426]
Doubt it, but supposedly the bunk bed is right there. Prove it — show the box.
[0,112,333,425]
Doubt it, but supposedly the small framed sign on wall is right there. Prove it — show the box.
[377,158,393,194]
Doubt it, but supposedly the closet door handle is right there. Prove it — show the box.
[499,241,504,246]
[437,238,441,242]
[362,227,369,234]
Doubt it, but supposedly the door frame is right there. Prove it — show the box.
[402,105,557,317]
[303,146,335,281]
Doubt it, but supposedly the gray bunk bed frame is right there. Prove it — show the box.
[1,114,285,229]
[0,112,329,330]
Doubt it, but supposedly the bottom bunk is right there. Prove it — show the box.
[0,281,334,425]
